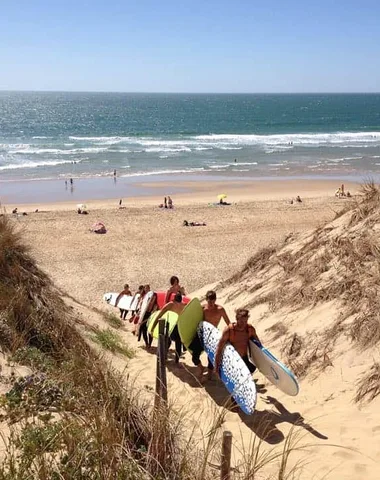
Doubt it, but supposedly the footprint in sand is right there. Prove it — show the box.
[372,425,380,434]
[332,450,352,459]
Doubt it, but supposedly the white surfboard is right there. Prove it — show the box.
[103,292,134,310]
[129,293,141,311]
[137,291,154,325]
[249,340,299,396]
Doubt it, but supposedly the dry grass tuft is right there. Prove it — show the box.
[355,363,380,403]
[265,322,288,341]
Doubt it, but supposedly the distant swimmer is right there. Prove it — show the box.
[114,169,117,177]
[70,178,73,185]
[234,158,237,163]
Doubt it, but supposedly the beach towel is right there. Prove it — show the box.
[90,222,107,234]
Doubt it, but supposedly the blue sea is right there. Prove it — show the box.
[1,92,380,182]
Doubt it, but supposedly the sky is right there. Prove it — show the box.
[1,0,379,93]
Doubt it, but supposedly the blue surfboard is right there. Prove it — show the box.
[198,322,257,415]
[249,339,299,396]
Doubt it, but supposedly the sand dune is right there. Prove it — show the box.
[4,180,378,478]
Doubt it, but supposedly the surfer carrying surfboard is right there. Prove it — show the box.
[137,285,157,349]
[115,284,132,319]
[190,290,231,380]
[215,308,261,376]
[150,292,186,365]
[165,276,186,303]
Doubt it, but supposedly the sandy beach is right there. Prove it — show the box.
[3,177,378,479]
[2,179,355,308]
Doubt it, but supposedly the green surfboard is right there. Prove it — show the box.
[147,310,179,339]
[177,298,204,350]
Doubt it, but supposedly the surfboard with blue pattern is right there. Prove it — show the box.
[199,321,257,415]
[249,339,299,396]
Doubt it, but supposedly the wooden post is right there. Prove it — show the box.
[158,319,167,403]
[220,430,232,480]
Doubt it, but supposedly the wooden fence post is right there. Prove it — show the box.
[158,319,167,403]
[220,430,232,480]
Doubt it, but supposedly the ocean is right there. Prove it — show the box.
[1,92,380,183]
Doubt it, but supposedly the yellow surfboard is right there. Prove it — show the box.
[148,310,179,339]
[177,298,204,350]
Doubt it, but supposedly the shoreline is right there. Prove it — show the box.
[0,174,361,209]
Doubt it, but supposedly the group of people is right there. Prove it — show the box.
[335,184,352,198]
[159,196,174,209]
[114,276,261,382]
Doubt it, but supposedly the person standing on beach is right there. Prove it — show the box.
[164,196,168,208]
[215,308,261,376]
[168,196,173,209]
[165,275,185,303]
[70,178,73,185]
[150,292,186,366]
[190,290,231,380]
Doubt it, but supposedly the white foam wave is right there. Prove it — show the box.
[227,162,258,166]
[8,146,108,155]
[144,147,191,153]
[120,168,205,178]
[218,146,243,150]
[195,132,380,147]
[0,159,76,171]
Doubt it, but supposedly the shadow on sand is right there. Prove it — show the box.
[237,395,328,444]
[203,381,328,445]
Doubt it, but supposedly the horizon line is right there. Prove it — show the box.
[1,89,380,95]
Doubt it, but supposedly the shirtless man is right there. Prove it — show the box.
[137,285,157,349]
[190,290,231,380]
[215,308,261,376]
[115,284,132,319]
[165,275,186,303]
[150,292,186,365]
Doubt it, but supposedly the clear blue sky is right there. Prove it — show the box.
[1,0,379,93]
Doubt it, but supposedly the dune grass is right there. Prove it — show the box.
[0,213,343,479]
[91,327,134,357]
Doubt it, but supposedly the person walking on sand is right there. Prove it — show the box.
[165,275,186,303]
[130,285,145,333]
[150,292,186,366]
[115,284,132,319]
[189,290,231,380]
[137,285,157,349]
[215,308,261,376]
